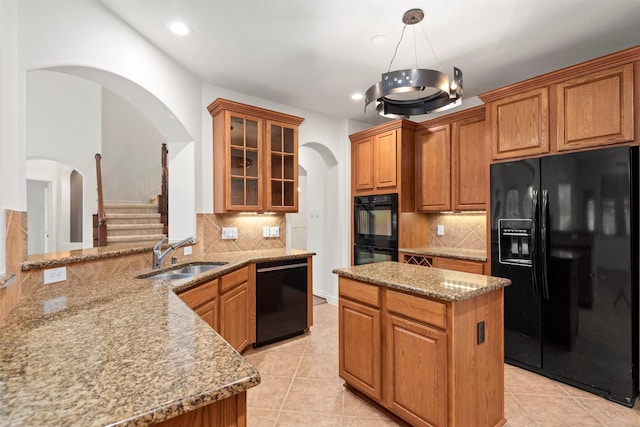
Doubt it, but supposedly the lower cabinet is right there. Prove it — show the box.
[178,265,255,352]
[153,391,247,427]
[338,277,505,427]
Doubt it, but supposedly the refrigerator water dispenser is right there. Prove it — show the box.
[498,219,533,266]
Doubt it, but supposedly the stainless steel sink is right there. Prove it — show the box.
[138,262,227,281]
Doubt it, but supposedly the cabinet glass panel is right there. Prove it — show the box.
[271,181,283,206]
[271,125,282,152]
[231,148,245,176]
[246,150,259,178]
[230,116,244,147]
[246,178,259,206]
[246,119,258,149]
[284,155,294,180]
[231,177,244,205]
[284,181,294,206]
[271,154,283,179]
[284,127,294,153]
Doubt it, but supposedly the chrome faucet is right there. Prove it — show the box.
[152,236,197,269]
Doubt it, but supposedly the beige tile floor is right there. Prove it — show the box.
[244,301,640,426]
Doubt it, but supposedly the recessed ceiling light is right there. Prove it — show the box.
[351,93,364,101]
[167,21,191,36]
[370,34,386,45]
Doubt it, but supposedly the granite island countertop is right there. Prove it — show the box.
[1,248,314,426]
[400,246,487,262]
[333,261,510,302]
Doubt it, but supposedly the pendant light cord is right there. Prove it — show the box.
[387,24,408,73]
[387,20,443,72]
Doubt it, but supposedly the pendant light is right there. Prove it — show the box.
[364,8,463,118]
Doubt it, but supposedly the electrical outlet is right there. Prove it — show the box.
[269,226,280,237]
[477,321,485,344]
[263,226,270,238]
[437,225,445,236]
[221,227,238,239]
[183,246,192,256]
[43,267,67,285]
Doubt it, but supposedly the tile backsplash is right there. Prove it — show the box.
[195,213,286,255]
[427,213,486,251]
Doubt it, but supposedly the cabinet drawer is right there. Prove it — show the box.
[433,257,484,274]
[220,266,250,293]
[339,278,381,308]
[386,289,446,329]
[178,279,219,309]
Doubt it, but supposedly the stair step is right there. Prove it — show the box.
[107,234,166,245]
[107,224,165,236]
[104,202,158,214]
[105,213,162,225]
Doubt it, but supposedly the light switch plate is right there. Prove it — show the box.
[437,225,445,236]
[222,227,238,239]
[183,246,192,255]
[269,226,280,237]
[263,226,270,238]
[43,267,67,285]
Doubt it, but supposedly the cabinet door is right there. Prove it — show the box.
[555,63,634,151]
[374,130,398,190]
[489,87,549,160]
[385,313,447,427]
[339,298,382,400]
[226,112,264,211]
[453,116,486,210]
[433,257,484,274]
[416,125,451,212]
[352,137,374,192]
[220,282,250,352]
[194,298,218,330]
[267,121,298,211]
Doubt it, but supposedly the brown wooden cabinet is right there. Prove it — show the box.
[555,63,634,151]
[480,47,639,161]
[350,120,417,200]
[416,106,487,212]
[177,265,256,353]
[178,279,219,330]
[432,256,485,274]
[416,124,451,211]
[487,87,550,160]
[219,265,254,353]
[338,276,505,427]
[154,391,246,427]
[208,98,304,213]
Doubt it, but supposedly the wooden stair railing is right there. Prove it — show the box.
[93,153,107,247]
[158,143,169,236]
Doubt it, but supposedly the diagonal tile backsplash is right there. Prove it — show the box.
[428,213,487,251]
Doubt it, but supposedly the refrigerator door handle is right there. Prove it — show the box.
[541,189,550,300]
[530,189,539,297]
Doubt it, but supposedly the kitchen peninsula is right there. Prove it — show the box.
[333,261,511,427]
[0,248,314,426]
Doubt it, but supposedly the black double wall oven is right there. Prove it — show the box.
[353,193,398,265]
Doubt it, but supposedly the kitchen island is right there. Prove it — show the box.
[0,249,313,426]
[333,261,511,427]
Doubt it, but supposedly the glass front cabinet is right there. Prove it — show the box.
[208,99,304,213]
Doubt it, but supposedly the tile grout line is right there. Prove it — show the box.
[272,346,306,424]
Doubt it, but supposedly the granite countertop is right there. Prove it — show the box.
[1,248,313,426]
[400,246,487,262]
[333,261,510,302]
[0,273,16,289]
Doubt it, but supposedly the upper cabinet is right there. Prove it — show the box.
[415,106,487,212]
[480,46,639,160]
[487,87,549,160]
[208,98,304,213]
[350,120,417,205]
[555,64,634,151]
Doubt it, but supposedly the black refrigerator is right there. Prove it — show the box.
[490,145,638,406]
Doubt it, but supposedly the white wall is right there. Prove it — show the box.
[26,70,100,248]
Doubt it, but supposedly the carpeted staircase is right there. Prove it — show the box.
[103,202,165,246]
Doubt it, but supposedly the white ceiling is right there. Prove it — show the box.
[101,0,640,125]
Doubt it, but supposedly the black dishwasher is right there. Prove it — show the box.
[255,258,308,347]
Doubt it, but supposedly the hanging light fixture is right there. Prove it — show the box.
[364,8,463,118]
